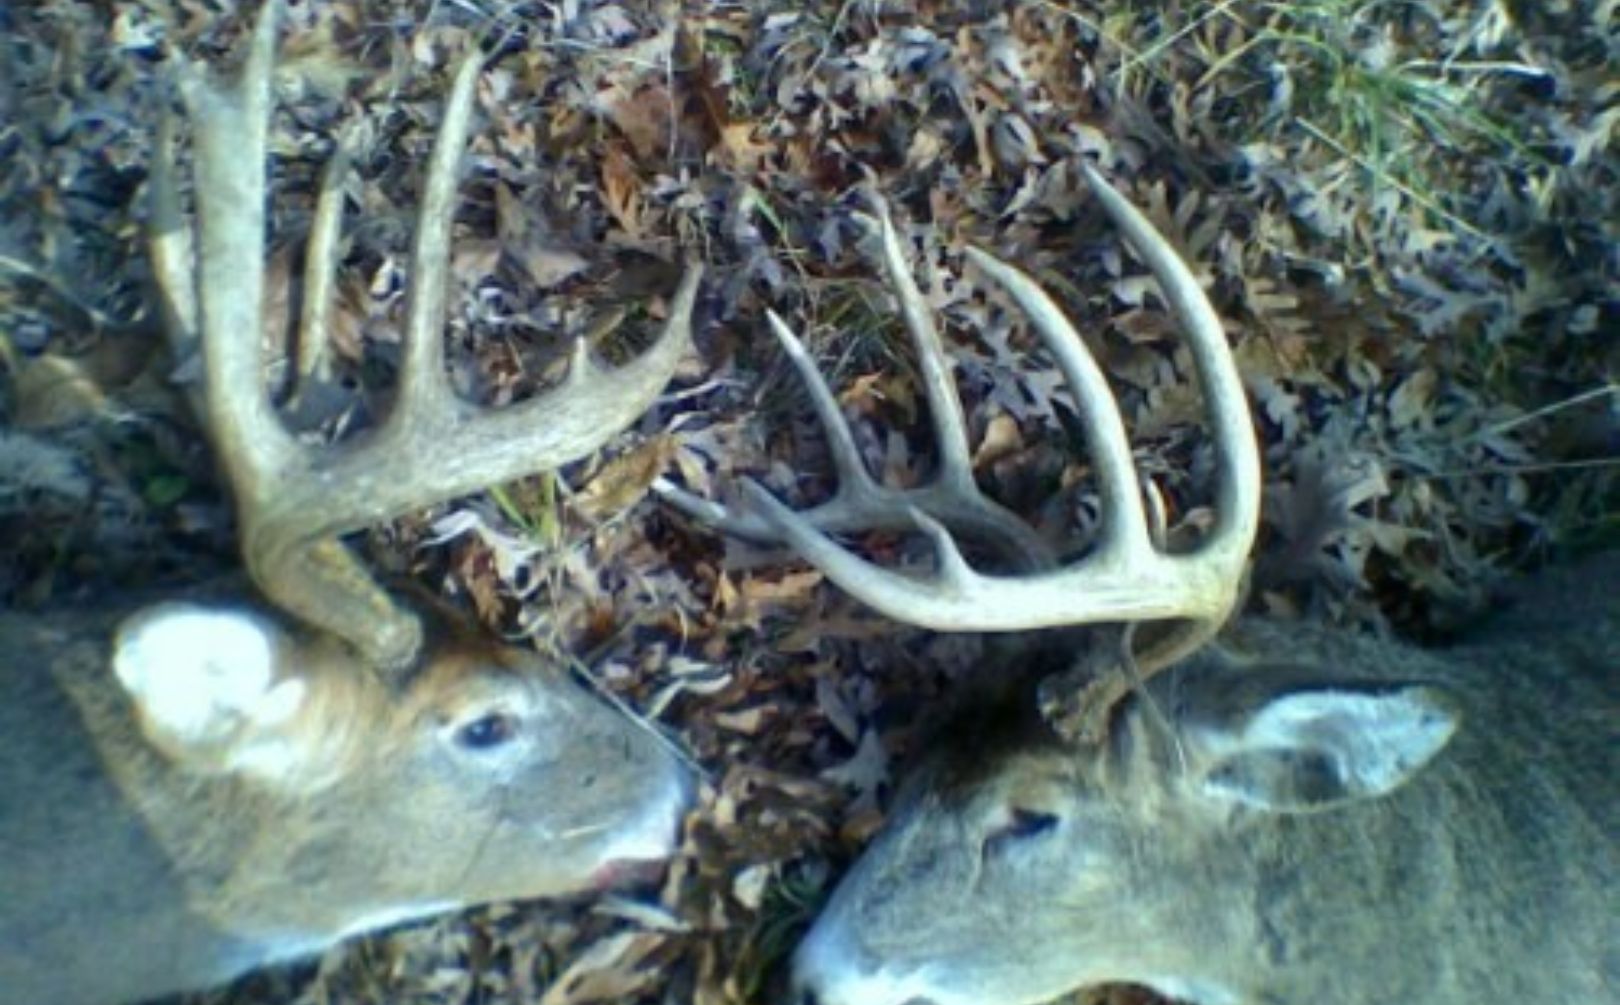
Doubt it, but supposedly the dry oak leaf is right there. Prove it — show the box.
[714,121,775,172]
[600,82,675,160]
[972,412,1023,470]
[573,435,679,522]
[538,931,669,1005]
[600,144,645,238]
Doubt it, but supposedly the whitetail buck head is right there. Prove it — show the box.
[662,169,1618,1005]
[0,5,696,1003]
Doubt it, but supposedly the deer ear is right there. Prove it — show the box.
[113,603,309,781]
[1189,681,1460,813]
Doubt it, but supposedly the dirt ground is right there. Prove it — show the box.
[1,1,1615,1003]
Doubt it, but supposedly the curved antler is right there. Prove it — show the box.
[664,165,1258,681]
[152,2,701,672]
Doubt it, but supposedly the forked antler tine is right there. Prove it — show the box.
[655,307,941,535]
[753,305,1053,565]
[740,167,1260,645]
[655,197,1053,569]
[1075,163,1258,556]
[960,247,1150,558]
[654,311,1053,566]
[247,35,701,666]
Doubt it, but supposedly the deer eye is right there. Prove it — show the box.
[455,712,516,751]
[982,807,1060,860]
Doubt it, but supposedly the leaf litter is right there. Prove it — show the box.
[1,1,1615,1003]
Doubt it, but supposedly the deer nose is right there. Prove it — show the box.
[790,922,918,1005]
[791,975,935,1005]
[788,954,836,1005]
[790,974,833,1005]
[613,749,693,860]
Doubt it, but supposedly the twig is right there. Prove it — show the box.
[1474,384,1620,440]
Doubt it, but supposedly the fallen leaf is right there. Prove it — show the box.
[972,412,1023,470]
[539,932,669,1005]
[600,144,645,238]
[714,121,775,172]
[573,436,678,522]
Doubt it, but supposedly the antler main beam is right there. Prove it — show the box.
[152,2,701,672]
[666,165,1258,674]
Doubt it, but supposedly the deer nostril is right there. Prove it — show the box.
[788,972,823,1005]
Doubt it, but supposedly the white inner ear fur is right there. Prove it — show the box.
[1235,687,1458,796]
[114,603,307,761]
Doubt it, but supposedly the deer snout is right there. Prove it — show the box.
[591,756,693,886]
[792,917,935,1005]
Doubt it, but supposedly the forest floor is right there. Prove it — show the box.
[1,1,1615,1004]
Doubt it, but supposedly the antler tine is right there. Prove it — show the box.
[163,1,701,672]
[659,307,910,540]
[150,111,198,373]
[386,52,482,427]
[957,246,1149,558]
[285,134,352,406]
[734,167,1260,661]
[1075,163,1259,557]
[171,3,298,478]
[860,191,978,496]
[656,195,1054,570]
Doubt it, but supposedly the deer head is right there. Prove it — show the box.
[0,5,697,1002]
[664,170,1616,1005]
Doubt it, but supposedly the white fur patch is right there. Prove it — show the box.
[220,727,312,781]
[113,603,303,751]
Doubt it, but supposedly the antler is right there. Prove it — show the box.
[655,194,1054,572]
[150,2,701,672]
[664,165,1258,682]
